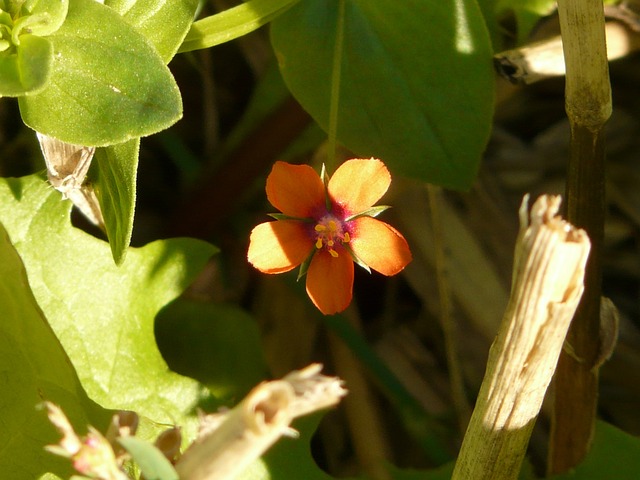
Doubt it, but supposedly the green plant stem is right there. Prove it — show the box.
[549,0,611,474]
[327,307,392,480]
[426,185,470,433]
[326,0,345,173]
[322,313,451,464]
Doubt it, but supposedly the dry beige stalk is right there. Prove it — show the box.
[494,21,639,85]
[451,195,591,480]
[175,364,347,480]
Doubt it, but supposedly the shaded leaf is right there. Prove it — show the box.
[271,0,494,189]
[156,299,269,401]
[551,421,640,480]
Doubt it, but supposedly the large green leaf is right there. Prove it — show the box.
[94,139,139,265]
[19,0,182,146]
[271,0,494,189]
[0,174,218,441]
[0,219,110,479]
[106,0,199,62]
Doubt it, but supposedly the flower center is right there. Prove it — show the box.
[314,216,350,258]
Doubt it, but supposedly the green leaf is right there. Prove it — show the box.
[105,0,199,63]
[0,33,52,95]
[179,0,300,53]
[19,0,182,146]
[0,174,218,441]
[118,436,179,480]
[495,0,556,42]
[249,415,335,480]
[551,421,640,480]
[0,0,68,96]
[156,299,270,401]
[0,217,110,479]
[94,139,139,265]
[344,205,390,221]
[271,0,494,189]
[18,0,69,37]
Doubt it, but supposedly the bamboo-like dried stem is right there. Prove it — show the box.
[549,0,612,473]
[452,195,590,480]
[494,21,639,85]
[175,364,346,480]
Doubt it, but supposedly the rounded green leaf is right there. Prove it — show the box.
[0,33,52,95]
[18,0,182,146]
[271,0,495,189]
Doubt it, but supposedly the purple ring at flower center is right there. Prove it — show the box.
[308,203,353,258]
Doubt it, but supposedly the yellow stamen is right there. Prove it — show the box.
[314,216,349,258]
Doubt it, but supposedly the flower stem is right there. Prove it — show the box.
[326,0,346,173]
[426,185,470,434]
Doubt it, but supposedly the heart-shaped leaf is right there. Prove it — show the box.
[0,174,218,441]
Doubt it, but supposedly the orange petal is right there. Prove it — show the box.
[306,249,354,315]
[328,158,391,214]
[266,161,325,218]
[248,221,313,273]
[349,217,412,276]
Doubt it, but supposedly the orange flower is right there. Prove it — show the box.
[248,158,412,315]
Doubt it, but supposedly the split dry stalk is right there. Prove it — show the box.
[550,0,612,473]
[175,364,347,480]
[451,195,590,480]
